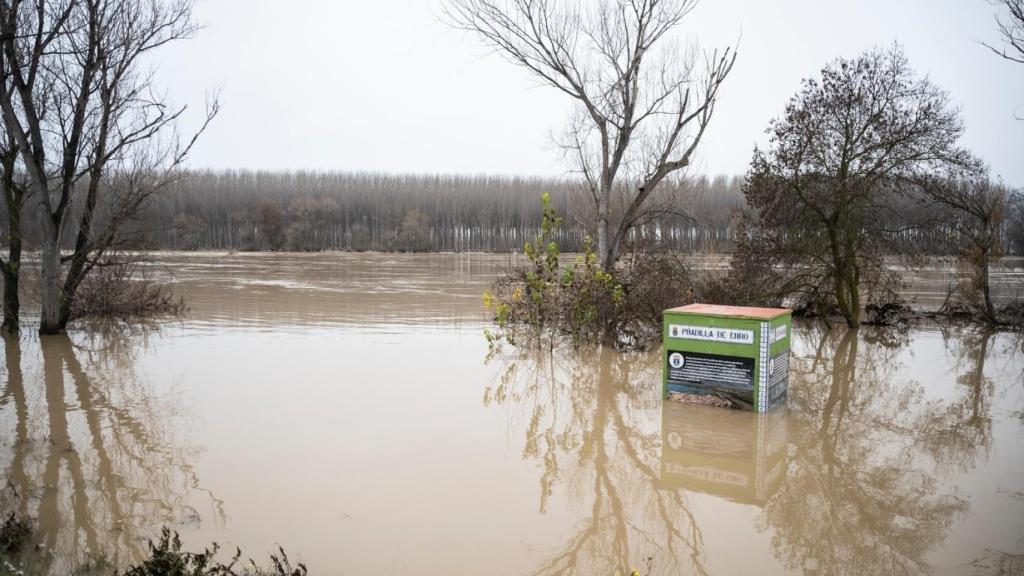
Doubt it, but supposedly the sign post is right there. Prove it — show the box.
[663,304,791,412]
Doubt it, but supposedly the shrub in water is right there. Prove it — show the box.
[484,193,697,349]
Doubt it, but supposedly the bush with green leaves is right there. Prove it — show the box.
[484,193,695,349]
[484,192,622,347]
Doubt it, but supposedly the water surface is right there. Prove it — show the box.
[1,253,1022,575]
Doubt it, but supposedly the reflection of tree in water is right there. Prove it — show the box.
[484,346,709,576]
[486,324,1010,575]
[917,325,997,474]
[942,326,1024,576]
[0,332,223,574]
[766,326,996,576]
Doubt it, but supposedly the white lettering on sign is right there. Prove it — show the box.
[773,324,787,343]
[668,324,754,345]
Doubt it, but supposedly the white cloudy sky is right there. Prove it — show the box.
[158,0,1024,185]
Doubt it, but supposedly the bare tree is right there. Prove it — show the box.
[983,0,1024,64]
[741,45,974,327]
[925,174,1009,322]
[984,0,1024,119]
[446,0,736,269]
[0,0,217,334]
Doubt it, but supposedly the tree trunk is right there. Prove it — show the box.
[980,252,996,323]
[1,266,18,334]
[828,224,860,328]
[1,152,22,334]
[832,262,861,328]
[1,197,20,333]
[596,184,611,269]
[833,271,852,327]
[845,273,861,328]
[37,225,64,335]
[605,232,621,272]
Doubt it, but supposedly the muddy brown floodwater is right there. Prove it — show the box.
[1,252,1023,575]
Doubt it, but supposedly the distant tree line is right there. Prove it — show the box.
[127,170,749,253]
[2,168,1021,258]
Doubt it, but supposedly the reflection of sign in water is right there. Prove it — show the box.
[658,402,788,506]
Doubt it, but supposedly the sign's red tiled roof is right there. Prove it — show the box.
[665,303,791,320]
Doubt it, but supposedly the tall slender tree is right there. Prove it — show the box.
[446,0,735,269]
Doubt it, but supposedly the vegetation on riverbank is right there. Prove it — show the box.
[0,256,184,331]
[1,491,305,576]
[482,40,1022,344]
[485,187,1022,350]
[67,258,185,323]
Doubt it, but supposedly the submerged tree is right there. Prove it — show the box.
[740,45,973,327]
[0,126,24,333]
[0,0,217,334]
[924,174,1010,322]
[446,0,736,269]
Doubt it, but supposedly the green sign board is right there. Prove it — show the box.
[663,304,792,412]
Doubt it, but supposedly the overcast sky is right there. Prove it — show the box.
[158,0,1024,186]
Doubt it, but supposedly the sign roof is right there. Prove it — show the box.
[665,303,791,320]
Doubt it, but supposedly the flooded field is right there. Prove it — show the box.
[1,253,1023,575]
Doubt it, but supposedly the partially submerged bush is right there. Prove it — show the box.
[483,193,624,347]
[71,257,184,322]
[483,194,698,349]
[937,259,1024,330]
[863,301,914,326]
[615,248,699,343]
